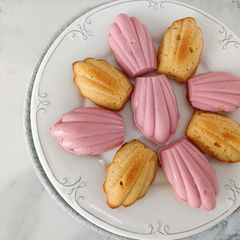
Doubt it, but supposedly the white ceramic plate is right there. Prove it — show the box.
[29,0,240,239]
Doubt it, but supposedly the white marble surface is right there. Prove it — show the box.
[0,0,240,239]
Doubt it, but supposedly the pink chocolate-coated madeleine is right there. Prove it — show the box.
[51,107,124,155]
[188,72,240,112]
[108,13,157,78]
[131,75,179,144]
[159,139,218,211]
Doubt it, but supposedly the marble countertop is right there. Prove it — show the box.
[1,0,240,239]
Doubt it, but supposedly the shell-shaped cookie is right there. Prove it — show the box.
[186,111,240,163]
[104,140,158,208]
[131,75,179,144]
[108,14,157,78]
[51,107,124,155]
[158,17,203,83]
[188,72,240,112]
[73,58,133,111]
[159,139,218,211]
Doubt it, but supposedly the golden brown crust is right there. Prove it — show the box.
[73,58,133,111]
[157,17,203,83]
[103,140,158,208]
[186,111,240,163]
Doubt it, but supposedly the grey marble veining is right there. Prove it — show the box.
[0,1,240,240]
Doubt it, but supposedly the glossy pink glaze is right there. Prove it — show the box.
[159,139,218,211]
[108,13,157,77]
[188,72,240,112]
[131,75,179,144]
[51,107,124,155]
